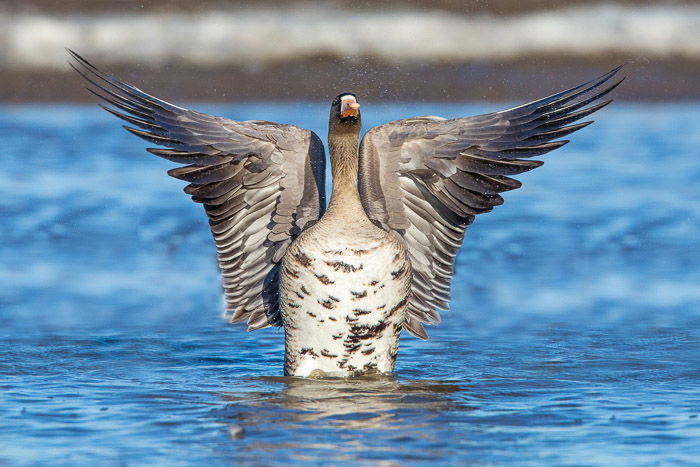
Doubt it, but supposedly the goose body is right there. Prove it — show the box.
[281,219,410,377]
[69,50,622,377]
[280,94,412,377]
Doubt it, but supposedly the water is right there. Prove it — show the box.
[1,102,699,465]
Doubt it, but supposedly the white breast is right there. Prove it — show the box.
[279,224,411,377]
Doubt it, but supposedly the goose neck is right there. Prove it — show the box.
[326,133,364,218]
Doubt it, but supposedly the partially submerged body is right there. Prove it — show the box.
[281,220,410,377]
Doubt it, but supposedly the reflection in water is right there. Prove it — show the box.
[215,376,473,462]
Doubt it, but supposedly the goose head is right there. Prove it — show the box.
[329,93,361,136]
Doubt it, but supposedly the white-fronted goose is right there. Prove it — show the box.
[69,50,622,377]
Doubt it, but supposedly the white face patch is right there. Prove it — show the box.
[340,95,360,118]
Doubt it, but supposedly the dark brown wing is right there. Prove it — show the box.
[359,67,623,339]
[69,49,326,331]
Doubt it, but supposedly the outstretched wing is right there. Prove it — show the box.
[359,67,623,339]
[69,50,326,331]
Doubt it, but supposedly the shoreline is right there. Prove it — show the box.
[3,57,697,103]
[5,0,690,15]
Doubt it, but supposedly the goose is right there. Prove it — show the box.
[68,50,623,377]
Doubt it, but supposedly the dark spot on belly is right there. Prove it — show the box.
[328,316,337,322]
[361,347,376,356]
[329,295,340,302]
[322,249,345,255]
[295,290,305,299]
[325,260,362,273]
[285,267,300,279]
[377,304,386,310]
[362,362,378,372]
[287,302,300,309]
[351,248,369,255]
[307,311,317,318]
[293,252,313,267]
[391,265,407,280]
[314,273,334,285]
[318,299,335,310]
[300,347,318,357]
[368,280,379,286]
[351,290,368,300]
[388,296,409,316]
[349,320,389,340]
[345,315,359,323]
[321,349,338,358]
[353,308,372,316]
[332,333,343,340]
[344,342,361,353]
[300,285,310,296]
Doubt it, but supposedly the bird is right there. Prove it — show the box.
[68,49,623,377]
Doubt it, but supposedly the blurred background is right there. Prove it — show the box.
[2,2,700,465]
[1,0,698,102]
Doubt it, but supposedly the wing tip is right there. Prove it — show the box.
[403,317,429,340]
[123,125,180,146]
[247,322,272,332]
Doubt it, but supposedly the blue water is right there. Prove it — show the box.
[1,102,699,465]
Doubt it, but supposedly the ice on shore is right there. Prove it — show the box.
[2,3,699,70]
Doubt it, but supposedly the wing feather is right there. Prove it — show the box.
[359,67,622,338]
[69,49,326,331]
